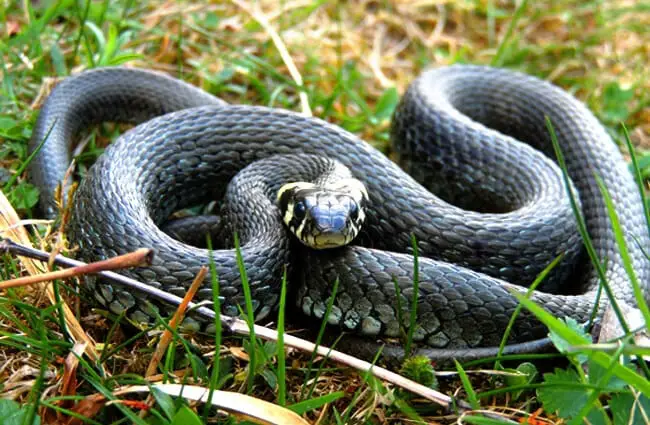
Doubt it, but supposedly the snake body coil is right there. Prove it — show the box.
[28,65,650,359]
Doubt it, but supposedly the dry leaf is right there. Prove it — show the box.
[65,394,107,425]
[116,383,310,425]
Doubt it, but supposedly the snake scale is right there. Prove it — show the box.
[27,65,650,360]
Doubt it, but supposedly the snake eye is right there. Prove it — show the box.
[293,201,307,220]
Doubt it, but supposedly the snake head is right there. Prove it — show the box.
[277,179,368,249]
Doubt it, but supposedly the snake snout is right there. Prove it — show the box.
[308,198,359,249]
[312,203,348,233]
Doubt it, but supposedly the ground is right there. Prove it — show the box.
[1,1,650,424]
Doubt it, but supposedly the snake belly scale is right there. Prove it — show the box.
[27,65,650,358]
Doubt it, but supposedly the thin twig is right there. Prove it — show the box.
[145,266,208,377]
[0,248,153,289]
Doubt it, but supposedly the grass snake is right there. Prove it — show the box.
[27,65,650,360]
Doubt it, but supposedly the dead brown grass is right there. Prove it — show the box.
[1,0,650,423]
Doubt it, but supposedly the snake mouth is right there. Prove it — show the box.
[312,232,349,249]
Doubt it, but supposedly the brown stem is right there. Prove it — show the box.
[0,247,153,289]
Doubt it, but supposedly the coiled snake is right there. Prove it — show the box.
[27,65,650,360]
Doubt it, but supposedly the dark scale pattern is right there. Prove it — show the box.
[160,215,224,248]
[27,67,226,217]
[27,66,650,356]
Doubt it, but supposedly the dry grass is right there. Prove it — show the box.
[1,0,650,423]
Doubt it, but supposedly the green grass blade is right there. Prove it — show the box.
[39,400,104,425]
[464,352,566,369]
[176,10,183,78]
[72,0,94,67]
[202,235,221,422]
[233,232,256,393]
[98,319,156,361]
[98,310,129,366]
[391,275,406,342]
[101,23,119,65]
[546,116,629,333]
[569,343,625,425]
[594,174,650,329]
[288,391,345,415]
[495,253,564,368]
[76,358,149,424]
[404,233,420,356]
[477,381,622,400]
[300,277,340,401]
[276,266,288,406]
[491,0,529,66]
[3,118,57,192]
[393,398,427,425]
[83,21,107,55]
[622,123,650,240]
[304,334,345,401]
[341,347,384,424]
[462,416,515,424]
[454,359,479,409]
[25,309,54,425]
[50,278,68,346]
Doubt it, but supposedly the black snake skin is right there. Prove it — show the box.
[26,65,650,358]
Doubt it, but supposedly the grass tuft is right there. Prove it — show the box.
[2,1,650,423]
